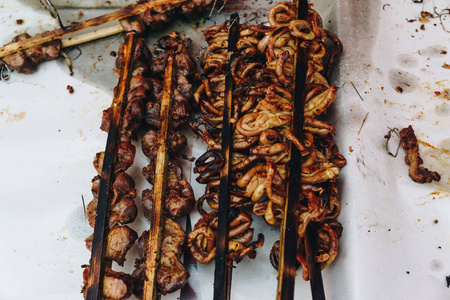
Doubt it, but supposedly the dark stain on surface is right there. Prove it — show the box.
[388,69,419,94]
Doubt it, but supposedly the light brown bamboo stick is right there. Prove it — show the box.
[142,47,175,300]
[0,0,187,58]
[61,24,124,48]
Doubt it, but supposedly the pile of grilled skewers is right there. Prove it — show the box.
[0,0,346,299]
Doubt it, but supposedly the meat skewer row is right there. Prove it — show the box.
[84,31,196,299]
[188,19,270,267]
[119,33,197,298]
[136,34,196,222]
[82,32,141,300]
[190,1,346,283]
[0,0,227,76]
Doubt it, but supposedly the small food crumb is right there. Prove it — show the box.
[349,146,353,152]
[16,19,24,25]
[441,50,447,55]
[406,271,410,274]
[110,51,117,57]
[443,63,450,70]
[421,11,433,18]
[395,86,404,93]
[67,85,74,94]
[420,24,425,30]
[434,219,439,224]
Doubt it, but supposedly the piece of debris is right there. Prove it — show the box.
[399,125,441,183]
[67,85,74,94]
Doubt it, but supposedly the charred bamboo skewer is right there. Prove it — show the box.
[142,47,176,300]
[276,0,309,299]
[86,31,138,300]
[0,0,187,58]
[305,225,325,300]
[213,13,240,300]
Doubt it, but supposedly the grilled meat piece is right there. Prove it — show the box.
[88,172,137,228]
[142,129,187,160]
[132,219,189,297]
[82,266,133,300]
[1,33,61,74]
[85,225,138,266]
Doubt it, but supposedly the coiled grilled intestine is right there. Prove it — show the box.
[191,1,345,279]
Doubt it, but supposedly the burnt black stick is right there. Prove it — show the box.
[213,13,240,300]
[276,0,310,299]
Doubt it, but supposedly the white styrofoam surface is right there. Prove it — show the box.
[0,0,449,299]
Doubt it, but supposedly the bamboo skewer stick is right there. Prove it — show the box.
[0,0,187,58]
[305,225,326,300]
[276,0,309,299]
[142,47,176,300]
[61,24,124,48]
[213,13,240,300]
[86,31,137,300]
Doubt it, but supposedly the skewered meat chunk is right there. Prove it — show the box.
[87,197,137,229]
[1,33,61,74]
[142,34,196,128]
[85,225,138,266]
[88,173,138,228]
[114,38,152,78]
[119,17,146,34]
[132,219,189,297]
[142,159,194,219]
[400,125,441,183]
[142,129,187,160]
[142,178,195,219]
[93,142,136,174]
[82,266,134,300]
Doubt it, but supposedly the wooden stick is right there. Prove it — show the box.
[142,47,175,300]
[213,13,240,300]
[61,24,124,48]
[86,32,137,300]
[276,0,308,299]
[0,0,187,58]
